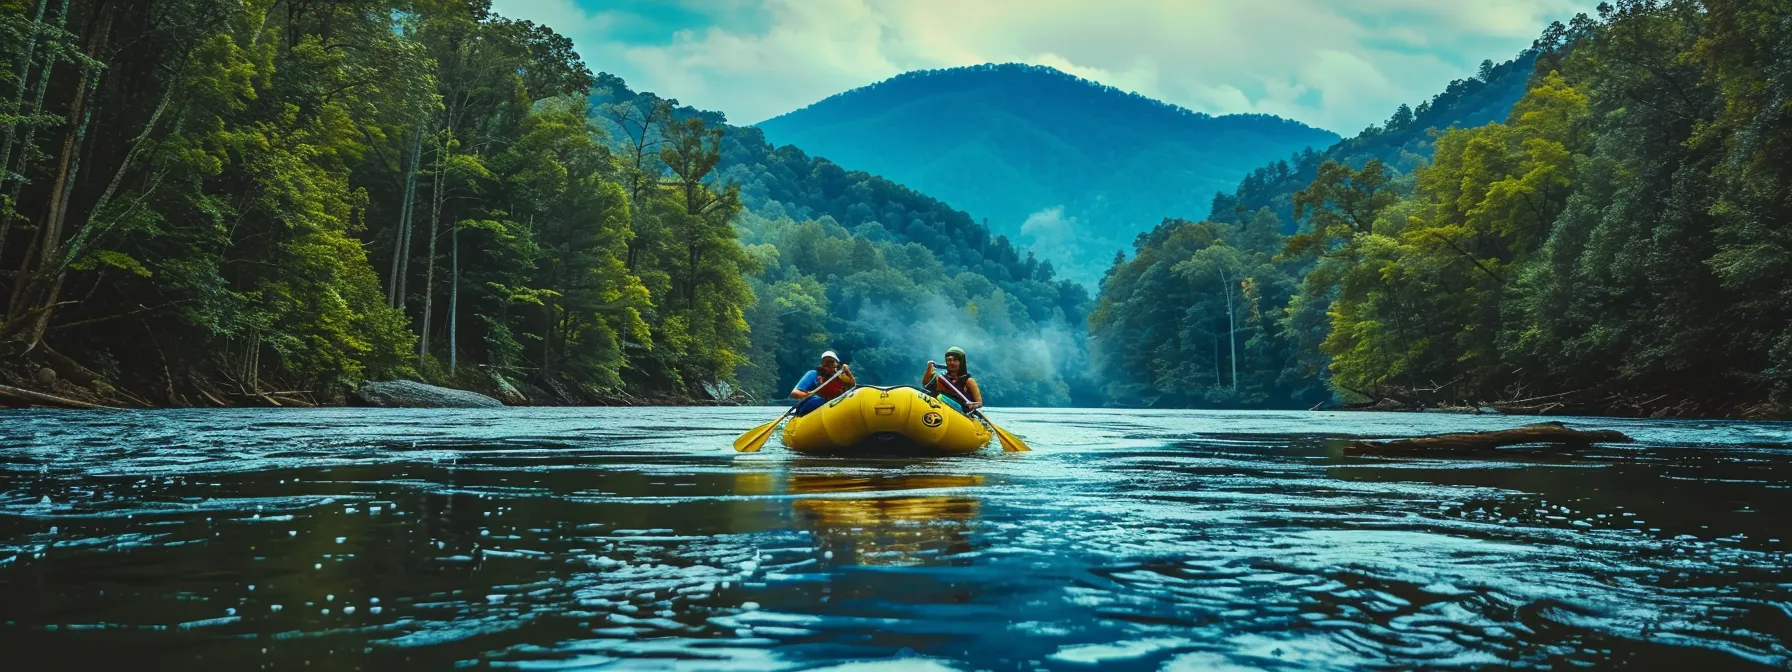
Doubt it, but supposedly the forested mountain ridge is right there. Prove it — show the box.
[753,63,1341,286]
[1209,51,1539,228]
[590,77,1102,406]
[1095,0,1792,419]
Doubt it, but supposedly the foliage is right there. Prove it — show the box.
[1089,210,1326,408]
[1210,50,1542,230]
[0,0,752,403]
[0,0,1099,408]
[1101,0,1792,415]
[1132,0,1792,414]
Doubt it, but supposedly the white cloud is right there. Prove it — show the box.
[1021,206,1076,244]
[491,0,1598,133]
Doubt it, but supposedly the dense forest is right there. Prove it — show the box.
[590,78,1101,406]
[0,0,718,405]
[754,64,1340,285]
[5,0,1786,418]
[1094,0,1792,418]
[0,0,1094,408]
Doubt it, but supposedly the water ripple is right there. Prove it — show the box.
[0,407,1789,669]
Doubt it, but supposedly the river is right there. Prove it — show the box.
[1,407,1789,670]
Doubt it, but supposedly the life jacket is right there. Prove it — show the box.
[925,370,973,406]
[812,369,849,398]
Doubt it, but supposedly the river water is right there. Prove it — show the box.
[1,407,1789,670]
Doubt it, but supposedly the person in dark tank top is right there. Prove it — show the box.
[921,346,982,414]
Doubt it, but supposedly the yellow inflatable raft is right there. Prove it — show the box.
[781,385,992,455]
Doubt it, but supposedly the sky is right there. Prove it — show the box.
[488,0,1599,134]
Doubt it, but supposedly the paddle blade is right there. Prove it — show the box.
[981,416,1031,452]
[732,417,783,453]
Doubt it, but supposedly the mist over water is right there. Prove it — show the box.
[2,408,1789,669]
[853,298,1089,406]
[736,211,1096,406]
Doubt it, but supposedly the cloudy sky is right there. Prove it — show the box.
[488,0,1597,134]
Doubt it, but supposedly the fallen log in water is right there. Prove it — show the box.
[1347,421,1632,457]
[0,383,120,410]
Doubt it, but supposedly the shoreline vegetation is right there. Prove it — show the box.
[0,0,1097,415]
[1092,2,1792,422]
[2,2,1788,422]
[1,372,1780,421]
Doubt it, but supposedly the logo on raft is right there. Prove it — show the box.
[922,412,943,428]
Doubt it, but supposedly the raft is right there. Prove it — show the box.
[781,385,992,455]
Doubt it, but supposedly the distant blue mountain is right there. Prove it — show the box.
[753,63,1340,285]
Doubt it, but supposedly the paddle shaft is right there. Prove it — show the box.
[777,366,849,421]
[926,362,1029,452]
[794,366,849,405]
[735,367,850,452]
[927,366,981,415]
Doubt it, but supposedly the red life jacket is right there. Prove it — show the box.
[813,370,849,398]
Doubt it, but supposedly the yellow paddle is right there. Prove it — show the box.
[732,367,847,453]
[928,365,1031,452]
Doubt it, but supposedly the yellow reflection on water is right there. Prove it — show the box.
[787,473,984,567]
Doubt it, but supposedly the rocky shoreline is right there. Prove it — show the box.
[3,372,1782,418]
[0,376,750,410]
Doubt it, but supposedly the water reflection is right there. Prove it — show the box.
[788,473,982,567]
[729,467,985,567]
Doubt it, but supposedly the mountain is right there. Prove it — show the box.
[751,63,1341,285]
[1209,50,1540,228]
[589,76,1104,407]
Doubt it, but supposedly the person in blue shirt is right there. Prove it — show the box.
[790,350,855,416]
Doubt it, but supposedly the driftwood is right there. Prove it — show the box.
[351,380,504,408]
[1347,421,1632,457]
[0,382,119,410]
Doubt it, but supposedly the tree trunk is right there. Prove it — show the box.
[0,0,51,185]
[626,212,642,271]
[541,298,554,379]
[1346,422,1632,456]
[418,133,445,366]
[0,0,65,272]
[387,127,422,308]
[1212,330,1221,387]
[0,382,116,409]
[449,217,457,374]
[1223,273,1238,391]
[687,240,700,308]
[55,79,177,274]
[8,9,110,350]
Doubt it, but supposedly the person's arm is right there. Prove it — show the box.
[790,370,817,399]
[840,364,856,386]
[964,378,983,411]
[922,361,936,387]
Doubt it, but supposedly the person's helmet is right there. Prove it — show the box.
[944,346,966,365]
[820,350,839,363]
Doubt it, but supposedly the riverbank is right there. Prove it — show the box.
[4,360,1783,419]
[1317,392,1791,421]
[0,367,748,410]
